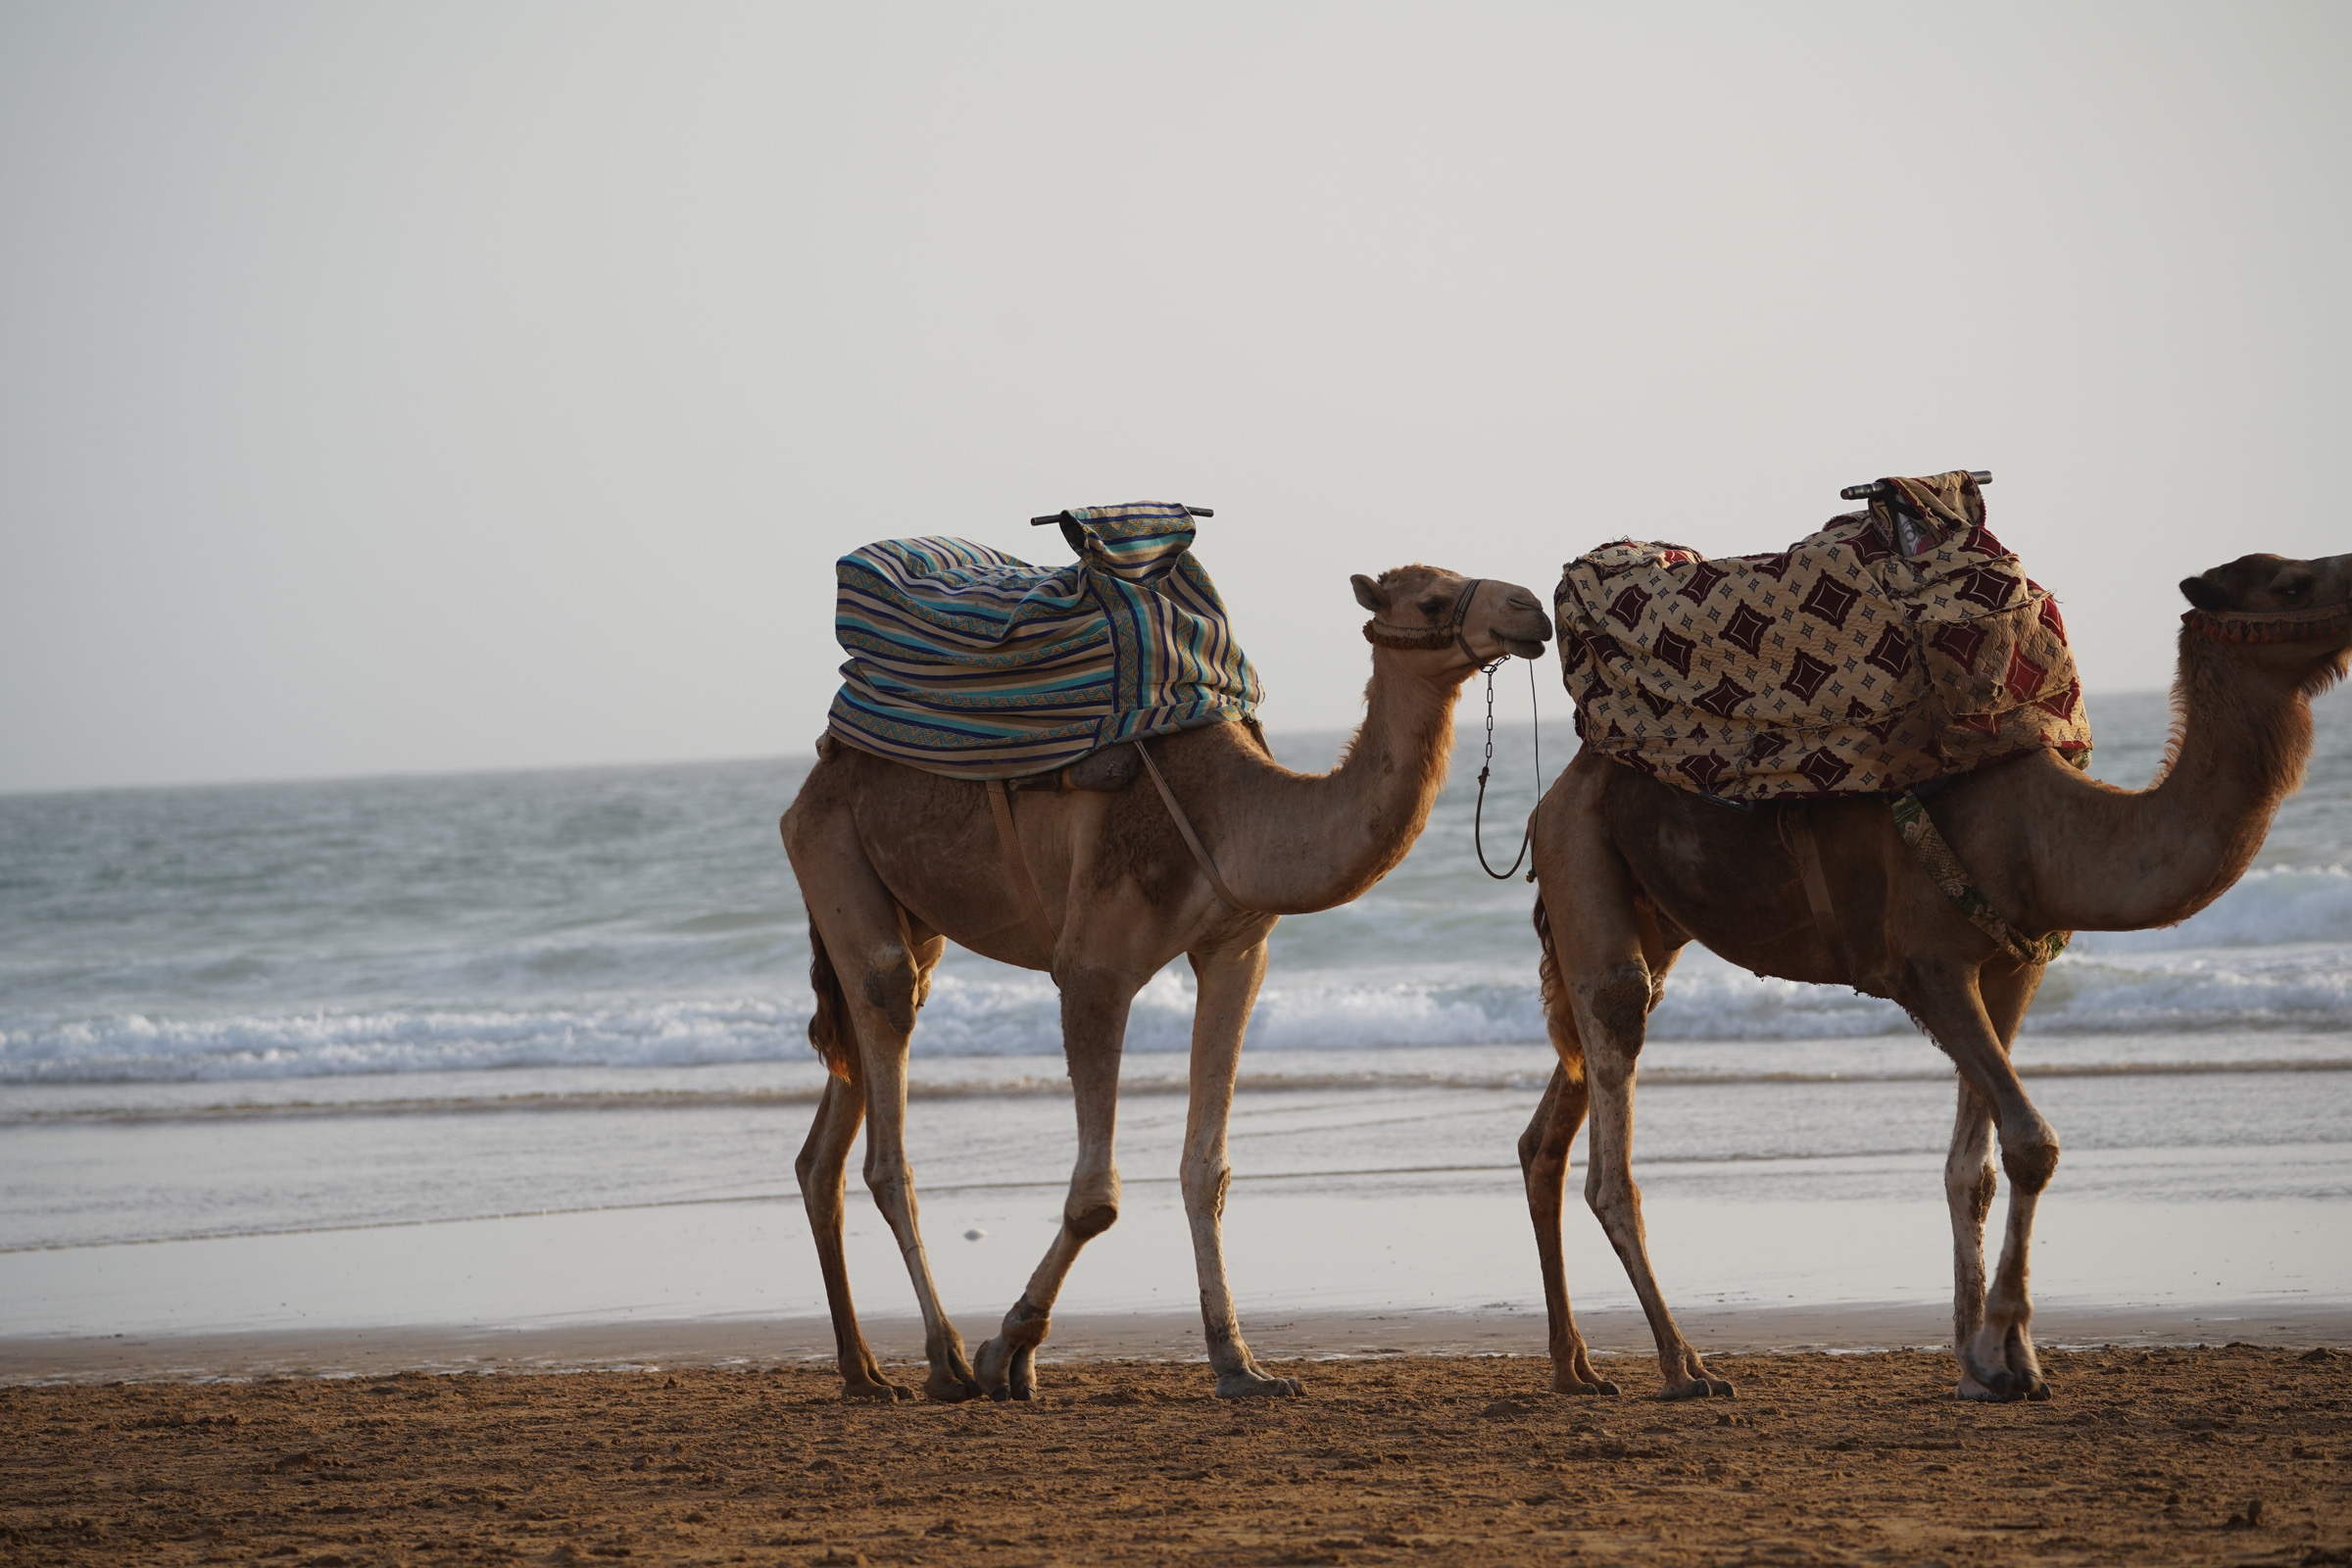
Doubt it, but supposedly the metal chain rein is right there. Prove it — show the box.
[1470,657,1542,881]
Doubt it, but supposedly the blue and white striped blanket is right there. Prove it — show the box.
[826,503,1262,780]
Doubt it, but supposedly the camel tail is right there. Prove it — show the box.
[1531,893,1585,1083]
[805,912,858,1083]
[1532,894,1562,1021]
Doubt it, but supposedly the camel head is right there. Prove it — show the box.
[2179,552,2352,690]
[1350,565,1551,676]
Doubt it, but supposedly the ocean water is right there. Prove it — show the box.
[3,687,2350,1343]
[9,689,2352,1086]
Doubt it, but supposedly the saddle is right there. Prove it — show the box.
[1555,470,2091,802]
[826,503,1262,781]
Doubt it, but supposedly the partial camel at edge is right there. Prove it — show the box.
[1519,551,2352,1402]
[781,564,1553,1402]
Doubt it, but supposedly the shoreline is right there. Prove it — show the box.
[7,1298,2344,1385]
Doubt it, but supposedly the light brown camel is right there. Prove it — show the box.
[1518,552,2352,1402]
[781,564,1552,1401]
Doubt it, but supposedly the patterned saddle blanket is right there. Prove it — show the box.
[1555,470,2090,801]
[826,502,1262,780]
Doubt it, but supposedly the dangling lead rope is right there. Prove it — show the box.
[1471,657,1541,880]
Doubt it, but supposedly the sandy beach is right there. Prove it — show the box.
[5,1345,2346,1567]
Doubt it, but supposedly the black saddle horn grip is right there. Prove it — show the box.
[1030,504,1214,524]
[1839,470,1991,502]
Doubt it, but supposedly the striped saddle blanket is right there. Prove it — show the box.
[1556,470,2091,801]
[826,502,1262,780]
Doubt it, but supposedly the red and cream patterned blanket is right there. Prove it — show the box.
[1554,470,2090,800]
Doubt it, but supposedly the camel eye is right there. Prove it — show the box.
[2280,579,2312,600]
[1417,596,1447,617]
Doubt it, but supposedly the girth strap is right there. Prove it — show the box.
[985,779,1060,954]
[1134,738,1256,915]
[1888,790,2071,965]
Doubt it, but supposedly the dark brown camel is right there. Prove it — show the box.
[1519,552,2352,1401]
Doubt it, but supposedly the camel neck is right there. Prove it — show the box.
[2030,630,2315,932]
[1215,650,1465,916]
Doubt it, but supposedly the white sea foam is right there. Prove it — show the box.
[10,933,2352,1084]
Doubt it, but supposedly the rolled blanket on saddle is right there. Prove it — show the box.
[1555,470,2090,801]
[826,502,1262,780]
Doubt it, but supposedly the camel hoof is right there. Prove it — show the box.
[1007,1345,1039,1402]
[842,1381,911,1403]
[1956,1369,2039,1403]
[1707,1378,1737,1398]
[973,1336,1013,1401]
[1215,1371,1304,1398]
[2027,1379,2054,1402]
[924,1370,983,1403]
[1656,1380,1715,1401]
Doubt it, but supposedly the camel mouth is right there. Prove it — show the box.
[1495,635,1547,661]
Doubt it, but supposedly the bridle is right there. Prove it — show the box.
[2183,601,2352,644]
[1359,574,1543,881]
[1362,576,1488,666]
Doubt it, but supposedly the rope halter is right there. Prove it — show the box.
[2182,600,2352,644]
[1362,576,1490,668]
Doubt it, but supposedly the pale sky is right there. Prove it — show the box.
[3,2,2345,793]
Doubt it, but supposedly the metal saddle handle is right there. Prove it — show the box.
[1840,470,1991,502]
[1032,504,1214,555]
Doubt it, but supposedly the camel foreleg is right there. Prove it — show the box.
[1911,961,2058,1402]
[1943,1081,1997,1369]
[974,968,1135,1401]
[1179,940,1300,1398]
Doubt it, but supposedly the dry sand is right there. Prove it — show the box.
[5,1343,2348,1567]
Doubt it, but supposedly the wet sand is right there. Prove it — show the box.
[4,1297,2349,1386]
[5,1344,2347,1566]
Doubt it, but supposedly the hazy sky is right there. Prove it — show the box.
[3,3,2346,793]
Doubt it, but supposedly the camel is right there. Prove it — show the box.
[782,564,1553,1401]
[1518,551,2352,1401]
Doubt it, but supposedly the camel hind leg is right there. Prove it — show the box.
[784,818,979,1403]
[1532,760,1728,1400]
[1520,893,1614,1394]
[794,1054,907,1401]
[1518,1065,1614,1395]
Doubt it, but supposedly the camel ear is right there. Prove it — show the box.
[1350,573,1388,612]
[2180,575,2230,612]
